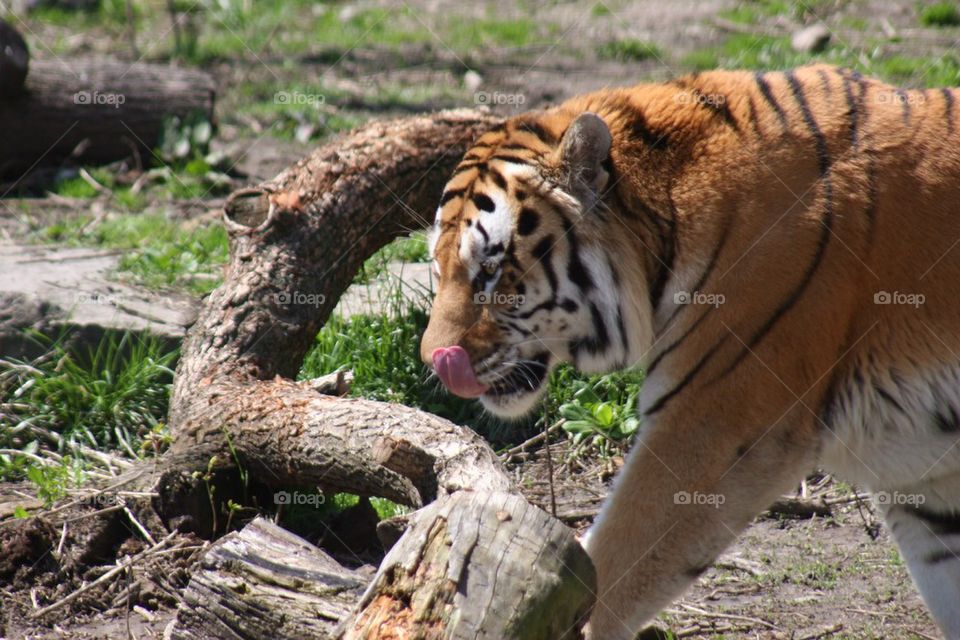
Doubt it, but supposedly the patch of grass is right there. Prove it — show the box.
[445,18,541,49]
[920,2,960,27]
[840,15,870,30]
[682,32,960,88]
[597,39,662,62]
[719,1,790,25]
[40,211,229,294]
[354,233,429,283]
[52,176,99,199]
[0,332,177,477]
[591,3,612,17]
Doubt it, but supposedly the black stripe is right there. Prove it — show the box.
[628,110,670,151]
[818,369,843,428]
[787,71,830,174]
[648,201,677,311]
[489,154,534,166]
[646,337,729,416]
[561,215,594,291]
[610,262,629,354]
[500,142,535,151]
[515,120,557,145]
[842,75,859,148]
[472,193,495,212]
[864,153,878,248]
[717,71,833,378]
[663,216,731,329]
[474,220,490,243]
[570,302,611,359]
[817,68,832,96]
[517,207,539,236]
[755,72,789,129]
[694,90,739,131]
[440,189,465,205]
[614,305,629,354]
[908,505,960,536]
[746,96,764,139]
[876,386,906,415]
[488,168,507,191]
[451,163,480,177]
[487,241,505,255]
[943,88,955,134]
[647,305,713,375]
[933,406,960,433]
[531,235,558,294]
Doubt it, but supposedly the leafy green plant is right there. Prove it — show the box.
[920,2,960,27]
[26,457,84,506]
[559,372,643,455]
[157,112,215,164]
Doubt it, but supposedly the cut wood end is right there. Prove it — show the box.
[223,189,272,230]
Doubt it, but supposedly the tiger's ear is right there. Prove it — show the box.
[559,112,612,208]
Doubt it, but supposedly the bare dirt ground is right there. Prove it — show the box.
[1,0,956,638]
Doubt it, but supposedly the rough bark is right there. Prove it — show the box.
[343,492,595,640]
[170,517,367,640]
[160,109,505,524]
[0,56,214,175]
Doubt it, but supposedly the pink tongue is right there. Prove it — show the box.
[432,346,489,398]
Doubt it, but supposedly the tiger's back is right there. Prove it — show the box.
[420,65,960,638]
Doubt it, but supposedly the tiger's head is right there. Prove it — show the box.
[420,111,657,418]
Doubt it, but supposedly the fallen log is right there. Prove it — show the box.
[170,517,367,640]
[0,22,215,176]
[343,492,595,640]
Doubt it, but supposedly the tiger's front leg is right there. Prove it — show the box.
[583,392,819,639]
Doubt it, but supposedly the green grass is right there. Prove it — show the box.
[354,233,430,283]
[0,332,177,481]
[719,1,791,25]
[597,39,662,62]
[175,3,546,65]
[682,32,960,88]
[920,2,960,27]
[445,18,542,49]
[40,211,229,295]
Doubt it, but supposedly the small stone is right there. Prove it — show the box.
[791,23,831,53]
[463,70,483,94]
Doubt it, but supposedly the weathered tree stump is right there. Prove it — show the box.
[343,492,595,640]
[170,517,367,640]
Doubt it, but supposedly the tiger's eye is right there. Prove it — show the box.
[482,260,498,275]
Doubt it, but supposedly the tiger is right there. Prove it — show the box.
[419,63,960,639]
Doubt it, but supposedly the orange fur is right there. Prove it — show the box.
[422,65,960,638]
